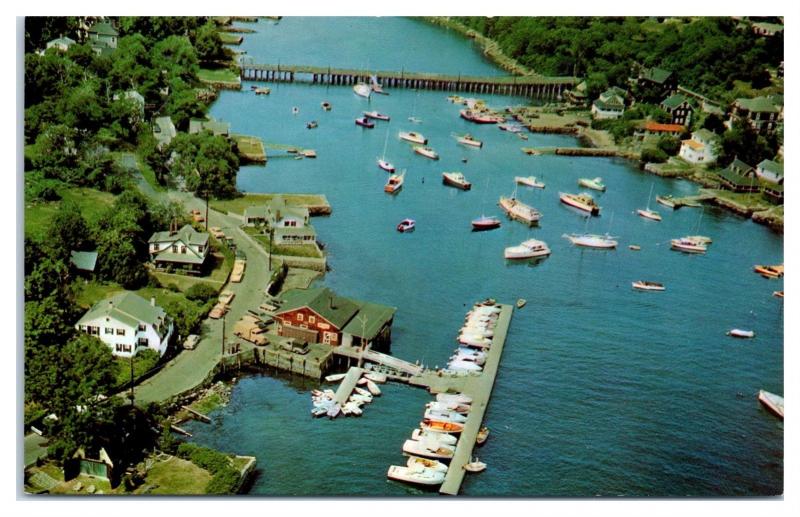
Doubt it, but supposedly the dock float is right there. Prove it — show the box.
[333,366,364,406]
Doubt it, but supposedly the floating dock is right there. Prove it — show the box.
[333,366,364,406]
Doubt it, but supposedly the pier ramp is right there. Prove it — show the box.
[333,366,363,406]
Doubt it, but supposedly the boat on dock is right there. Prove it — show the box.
[458,334,492,348]
[498,195,541,225]
[325,373,346,382]
[353,83,371,98]
[427,401,471,414]
[758,390,784,420]
[442,172,471,190]
[754,264,784,278]
[504,239,551,260]
[446,360,483,373]
[355,116,375,128]
[436,393,473,405]
[399,131,427,144]
[384,171,405,194]
[578,177,606,192]
[387,465,446,486]
[414,146,439,160]
[460,109,503,124]
[559,192,600,216]
[515,176,545,189]
[471,216,501,231]
[406,456,448,474]
[670,237,707,254]
[396,218,415,232]
[327,404,341,419]
[411,428,458,445]
[421,418,464,434]
[402,439,455,459]
[563,233,618,249]
[364,110,390,121]
[455,133,483,148]
[656,195,677,209]
[727,328,755,339]
[632,281,665,292]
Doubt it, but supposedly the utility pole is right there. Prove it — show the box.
[205,190,210,232]
[129,354,135,406]
[268,226,274,271]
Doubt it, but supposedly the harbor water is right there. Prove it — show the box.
[184,17,784,496]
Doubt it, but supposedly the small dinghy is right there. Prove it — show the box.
[476,426,490,445]
[727,329,755,339]
[364,372,387,383]
[516,298,527,308]
[402,439,455,459]
[365,380,382,396]
[325,373,346,382]
[463,458,487,473]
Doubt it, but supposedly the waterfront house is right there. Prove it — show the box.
[148,224,210,271]
[274,287,396,351]
[189,117,231,138]
[752,22,783,37]
[66,447,114,482]
[591,87,627,120]
[564,80,588,106]
[678,129,720,165]
[642,121,685,137]
[729,96,783,135]
[87,21,118,49]
[244,195,317,246]
[75,291,174,357]
[715,158,760,193]
[636,67,677,98]
[660,94,693,126]
[44,35,76,53]
[755,159,784,184]
[153,116,177,149]
[762,183,783,205]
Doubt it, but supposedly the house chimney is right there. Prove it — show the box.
[328,292,336,310]
[151,297,156,307]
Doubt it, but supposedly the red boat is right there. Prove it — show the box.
[460,109,503,124]
[471,216,501,231]
[355,117,375,128]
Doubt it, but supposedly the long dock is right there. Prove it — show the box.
[333,345,425,376]
[239,63,578,99]
[407,303,514,496]
[333,366,363,406]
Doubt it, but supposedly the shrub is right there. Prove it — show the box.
[657,135,681,156]
[185,283,217,302]
[206,467,241,494]
[177,443,231,474]
[641,147,668,164]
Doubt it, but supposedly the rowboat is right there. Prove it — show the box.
[455,133,483,148]
[399,131,427,144]
[354,387,373,400]
[364,372,387,383]
[402,439,454,459]
[343,402,362,416]
[421,418,464,434]
[578,177,606,192]
[515,176,545,189]
[671,238,707,254]
[321,101,332,111]
[563,233,618,249]
[325,373,346,382]
[326,403,341,419]
[632,281,665,291]
[656,195,676,209]
[773,291,784,298]
[471,216,501,231]
[414,146,439,160]
[355,117,374,128]
[365,380,381,396]
[758,390,784,420]
[396,218,415,232]
[363,110,390,121]
[504,239,551,260]
[516,298,527,308]
[442,172,472,190]
[411,428,458,445]
[754,264,783,278]
[406,455,448,474]
[727,329,755,339]
[436,393,472,405]
[559,192,600,216]
[463,459,487,473]
[476,426,490,445]
[460,109,503,124]
[353,83,371,98]
[387,465,445,486]
[498,196,541,225]
[637,209,662,221]
[384,171,405,194]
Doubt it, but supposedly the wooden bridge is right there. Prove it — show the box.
[239,63,579,99]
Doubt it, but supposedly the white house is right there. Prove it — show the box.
[76,292,173,357]
[148,224,210,271]
[243,195,317,246]
[591,87,626,120]
[45,36,76,53]
[755,159,784,184]
[153,116,177,149]
[679,129,720,165]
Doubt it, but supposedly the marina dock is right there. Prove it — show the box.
[333,366,364,406]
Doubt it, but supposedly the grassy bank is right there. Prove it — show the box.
[211,193,331,215]
[25,186,116,239]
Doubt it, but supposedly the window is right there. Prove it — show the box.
[116,328,126,336]
[297,313,304,322]
[105,327,114,335]
[180,245,186,254]
[89,326,99,336]
[309,315,316,324]
[138,323,146,332]
[172,245,178,253]
[198,245,204,254]
[138,338,148,347]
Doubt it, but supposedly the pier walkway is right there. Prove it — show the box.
[333,367,363,406]
[333,345,425,376]
[239,62,578,99]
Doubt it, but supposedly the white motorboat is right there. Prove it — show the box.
[758,390,784,419]
[424,409,468,423]
[436,393,473,405]
[387,465,446,486]
[353,83,371,98]
[427,401,471,414]
[671,238,707,254]
[632,281,666,291]
[637,209,662,221]
[447,360,483,373]
[442,172,472,190]
[326,403,341,419]
[563,233,618,249]
[363,110,390,121]
[399,131,427,144]
[463,459,487,473]
[414,146,439,160]
[455,133,483,148]
[450,353,485,366]
[504,239,551,260]
[365,380,382,396]
[324,373,346,382]
[411,428,458,446]
[402,439,455,459]
[364,372,387,383]
[406,455,448,474]
[727,328,755,339]
[578,177,606,192]
[559,192,601,216]
[459,326,493,337]
[458,334,492,348]
[499,194,541,225]
[515,176,545,189]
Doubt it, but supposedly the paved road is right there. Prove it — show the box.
[131,172,273,405]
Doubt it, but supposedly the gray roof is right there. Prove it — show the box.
[89,22,118,37]
[758,159,783,175]
[189,118,231,137]
[148,224,209,246]
[70,250,98,272]
[46,36,76,49]
[77,291,166,328]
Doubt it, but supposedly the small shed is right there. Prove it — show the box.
[70,250,98,273]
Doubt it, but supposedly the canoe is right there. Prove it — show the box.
[411,428,458,446]
[387,465,445,486]
[758,389,784,420]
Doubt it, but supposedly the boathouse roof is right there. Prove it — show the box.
[277,288,396,337]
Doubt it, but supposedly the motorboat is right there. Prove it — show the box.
[411,428,458,446]
[357,378,368,386]
[578,177,606,192]
[343,402,362,416]
[254,87,271,95]
[563,233,618,249]
[758,390,784,420]
[442,172,472,190]
[471,216,501,231]
[499,196,541,225]
[460,109,503,124]
[515,176,545,189]
[632,281,665,291]
[414,146,439,160]
[406,455,448,474]
[727,329,755,339]
[670,238,707,254]
[637,209,662,221]
[773,291,784,299]
[629,245,641,251]
[364,372,387,383]
[754,264,783,278]
[325,373,346,382]
[436,393,473,405]
[504,239,551,260]
[353,83,371,98]
[397,218,415,233]
[424,408,468,424]
[559,192,600,216]
[402,439,454,459]
[377,159,396,173]
[455,133,483,148]
[498,123,522,133]
[387,465,446,486]
[458,336,492,349]
[446,360,483,373]
[326,403,341,419]
[355,117,375,128]
[427,401,471,414]
[459,325,493,337]
[476,426,490,445]
[656,195,676,209]
[364,110,390,121]
[463,459,487,473]
[306,120,318,129]
[365,380,382,396]
[420,418,464,434]
[399,131,427,144]
[516,298,527,308]
[321,101,332,111]
[385,171,405,194]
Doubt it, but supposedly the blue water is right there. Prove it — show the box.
[185,17,784,497]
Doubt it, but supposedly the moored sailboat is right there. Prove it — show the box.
[563,233,618,249]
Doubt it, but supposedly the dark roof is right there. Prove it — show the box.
[727,158,755,176]
[661,94,690,109]
[716,168,759,188]
[70,250,98,272]
[342,301,396,340]
[640,67,672,84]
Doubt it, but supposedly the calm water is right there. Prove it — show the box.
[186,17,784,497]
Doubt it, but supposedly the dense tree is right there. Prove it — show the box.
[45,200,91,259]
[718,120,775,167]
[168,132,239,198]
[194,21,225,63]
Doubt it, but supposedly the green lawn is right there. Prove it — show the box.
[707,189,771,210]
[189,391,223,415]
[71,281,203,311]
[219,33,243,45]
[139,456,211,495]
[241,226,322,259]
[211,193,329,215]
[25,187,116,239]
[198,67,240,84]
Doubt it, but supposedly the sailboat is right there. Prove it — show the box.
[408,91,422,123]
[377,127,395,172]
[637,183,662,221]
[472,177,501,231]
[499,185,541,225]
